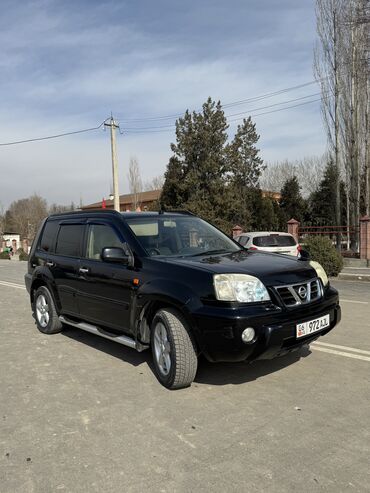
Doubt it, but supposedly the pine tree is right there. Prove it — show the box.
[225,117,265,228]
[160,98,230,230]
[160,99,265,232]
[308,159,346,225]
[279,176,306,224]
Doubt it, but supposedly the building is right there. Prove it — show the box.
[1,233,21,252]
[82,189,161,212]
[82,189,281,211]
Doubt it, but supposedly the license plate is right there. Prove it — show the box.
[296,314,330,339]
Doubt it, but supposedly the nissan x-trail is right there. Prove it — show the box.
[25,210,341,389]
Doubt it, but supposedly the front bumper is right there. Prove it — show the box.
[192,286,340,362]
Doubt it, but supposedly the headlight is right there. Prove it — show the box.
[310,261,329,287]
[213,274,270,302]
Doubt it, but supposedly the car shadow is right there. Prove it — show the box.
[61,326,311,386]
[61,326,152,368]
[195,345,312,386]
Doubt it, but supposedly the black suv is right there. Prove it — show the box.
[25,210,341,389]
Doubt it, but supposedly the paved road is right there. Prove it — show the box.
[0,260,369,492]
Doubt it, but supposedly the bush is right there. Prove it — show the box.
[0,251,11,260]
[303,236,343,277]
[19,250,29,261]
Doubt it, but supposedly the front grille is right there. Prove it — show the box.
[274,278,322,308]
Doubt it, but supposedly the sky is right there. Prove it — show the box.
[0,0,325,210]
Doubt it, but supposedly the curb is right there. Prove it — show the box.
[336,273,370,282]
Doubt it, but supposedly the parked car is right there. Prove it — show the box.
[25,210,340,389]
[235,232,301,256]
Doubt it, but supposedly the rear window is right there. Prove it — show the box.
[55,224,84,257]
[253,235,296,247]
[40,220,59,252]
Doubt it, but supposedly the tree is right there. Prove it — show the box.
[161,98,231,230]
[144,175,165,191]
[314,0,345,248]
[4,194,48,239]
[127,156,143,210]
[260,156,326,198]
[48,203,76,214]
[250,193,280,231]
[0,203,5,242]
[226,117,265,228]
[161,98,266,232]
[279,177,306,225]
[314,0,369,250]
[308,159,346,226]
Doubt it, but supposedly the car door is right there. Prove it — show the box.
[50,221,85,316]
[77,221,135,333]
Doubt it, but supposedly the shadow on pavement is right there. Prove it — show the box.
[61,326,311,386]
[61,326,151,368]
[195,345,312,386]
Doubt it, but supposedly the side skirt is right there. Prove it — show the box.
[59,315,149,352]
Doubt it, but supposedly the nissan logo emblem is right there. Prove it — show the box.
[298,286,307,299]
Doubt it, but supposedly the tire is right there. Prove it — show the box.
[33,286,63,334]
[151,309,198,389]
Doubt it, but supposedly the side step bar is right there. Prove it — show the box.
[59,315,139,350]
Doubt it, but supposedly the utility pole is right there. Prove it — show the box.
[104,116,120,212]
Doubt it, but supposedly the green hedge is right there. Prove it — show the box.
[0,251,11,260]
[303,236,343,277]
[19,250,29,261]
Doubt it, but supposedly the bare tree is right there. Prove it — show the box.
[4,194,48,239]
[314,0,346,248]
[0,203,5,242]
[260,155,326,197]
[127,156,143,210]
[144,175,165,191]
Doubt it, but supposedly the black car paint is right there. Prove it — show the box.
[25,210,341,363]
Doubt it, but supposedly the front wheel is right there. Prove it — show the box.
[151,309,198,389]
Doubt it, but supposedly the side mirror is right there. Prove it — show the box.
[101,246,133,266]
[298,249,310,261]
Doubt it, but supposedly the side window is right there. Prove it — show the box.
[239,236,249,246]
[40,220,59,252]
[55,224,84,257]
[85,224,123,260]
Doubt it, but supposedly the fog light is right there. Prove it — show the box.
[241,327,255,343]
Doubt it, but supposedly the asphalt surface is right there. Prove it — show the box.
[0,260,369,492]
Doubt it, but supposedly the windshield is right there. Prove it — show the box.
[126,215,241,257]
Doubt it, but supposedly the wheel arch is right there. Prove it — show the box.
[137,297,201,353]
[30,275,60,314]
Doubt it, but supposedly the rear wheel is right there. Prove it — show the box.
[151,309,197,389]
[33,286,63,334]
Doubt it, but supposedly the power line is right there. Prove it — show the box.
[0,121,106,147]
[115,79,323,123]
[122,94,322,132]
[124,98,324,134]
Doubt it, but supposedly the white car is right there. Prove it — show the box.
[234,232,301,257]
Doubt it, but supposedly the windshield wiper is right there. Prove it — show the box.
[191,249,233,257]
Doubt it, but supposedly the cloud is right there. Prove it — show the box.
[0,0,326,209]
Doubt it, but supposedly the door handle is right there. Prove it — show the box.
[79,267,89,274]
[46,261,55,267]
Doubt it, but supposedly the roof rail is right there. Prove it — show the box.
[158,208,195,216]
[48,209,121,218]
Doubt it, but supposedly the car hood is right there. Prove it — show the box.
[161,251,317,286]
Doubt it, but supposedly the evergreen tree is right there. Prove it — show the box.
[225,117,265,228]
[160,98,230,230]
[279,176,306,225]
[251,193,280,231]
[308,160,346,225]
[160,99,265,232]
